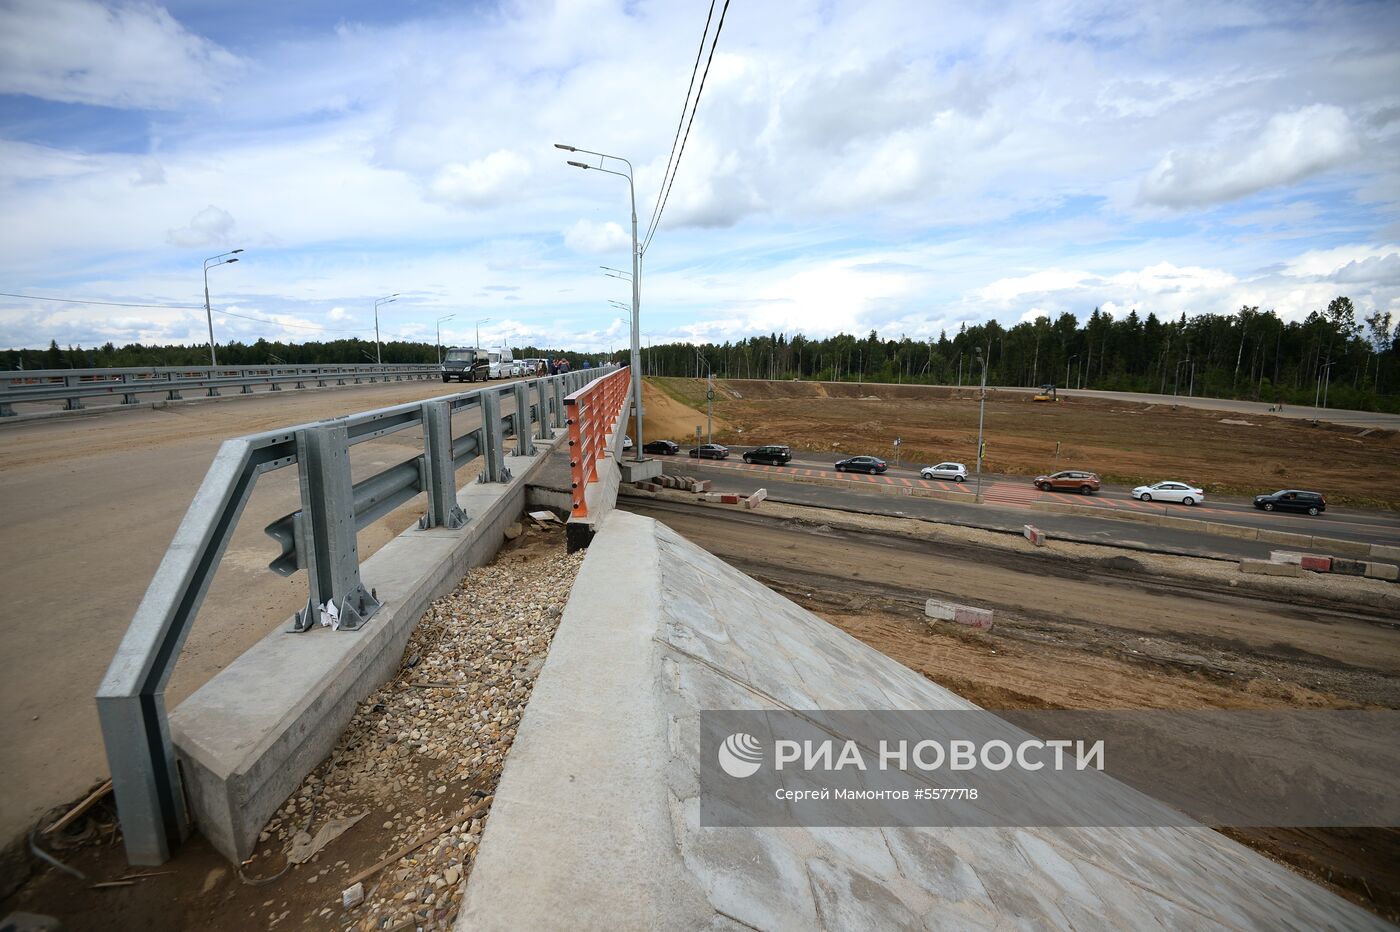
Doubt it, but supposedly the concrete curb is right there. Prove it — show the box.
[168,432,567,863]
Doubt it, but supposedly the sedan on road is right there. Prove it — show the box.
[835,455,888,474]
[689,443,730,459]
[1035,470,1100,494]
[1132,481,1204,505]
[643,439,680,455]
[1253,489,1327,516]
[920,462,968,482]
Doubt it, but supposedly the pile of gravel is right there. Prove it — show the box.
[253,523,583,931]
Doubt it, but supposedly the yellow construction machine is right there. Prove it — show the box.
[1032,383,1059,402]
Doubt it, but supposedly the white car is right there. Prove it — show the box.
[622,435,634,451]
[508,362,524,378]
[920,462,968,482]
[1132,481,1204,505]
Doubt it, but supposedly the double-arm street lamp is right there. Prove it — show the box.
[203,249,243,367]
[556,143,644,462]
[373,293,399,364]
[436,314,456,365]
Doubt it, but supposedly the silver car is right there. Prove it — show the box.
[1132,481,1204,505]
[920,462,968,482]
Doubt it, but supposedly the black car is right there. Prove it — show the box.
[643,439,680,455]
[689,443,730,459]
[835,455,887,474]
[743,445,792,465]
[1253,489,1326,516]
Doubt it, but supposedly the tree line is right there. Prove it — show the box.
[0,338,612,372]
[621,298,1399,413]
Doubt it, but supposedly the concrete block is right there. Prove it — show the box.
[1238,559,1301,577]
[1300,555,1333,573]
[634,481,662,492]
[1208,522,1259,541]
[1158,515,1202,532]
[691,479,711,493]
[1269,551,1303,564]
[1023,524,1045,547]
[1312,536,1370,557]
[1364,562,1399,581]
[745,488,767,510]
[1330,558,1367,577]
[1258,529,1314,548]
[1372,544,1400,562]
[619,457,662,483]
[924,598,993,630]
[718,493,740,505]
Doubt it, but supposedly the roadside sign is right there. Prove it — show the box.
[696,425,702,438]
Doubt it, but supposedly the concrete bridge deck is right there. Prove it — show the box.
[458,510,1385,930]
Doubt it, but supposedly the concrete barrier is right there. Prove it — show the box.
[1023,524,1045,547]
[744,488,767,510]
[1258,529,1315,548]
[1239,559,1302,577]
[1364,562,1399,581]
[1301,555,1333,572]
[1269,550,1303,564]
[1208,522,1260,541]
[1313,536,1370,557]
[1372,544,1400,562]
[1330,558,1367,577]
[168,437,565,864]
[924,598,994,630]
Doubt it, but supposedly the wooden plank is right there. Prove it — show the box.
[44,779,112,835]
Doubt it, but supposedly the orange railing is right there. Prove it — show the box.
[564,366,632,518]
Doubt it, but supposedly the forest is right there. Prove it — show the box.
[4,297,1397,412]
[624,298,1399,413]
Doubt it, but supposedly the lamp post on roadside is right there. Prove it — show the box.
[474,317,492,352]
[203,249,243,366]
[1065,354,1076,393]
[373,293,399,365]
[557,143,644,462]
[696,351,714,444]
[436,314,456,366]
[1316,360,1336,410]
[975,347,988,503]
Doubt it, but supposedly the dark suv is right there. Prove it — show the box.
[743,445,792,465]
[1253,490,1326,516]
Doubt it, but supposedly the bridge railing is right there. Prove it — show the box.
[564,366,632,519]
[0,363,443,415]
[97,365,616,865]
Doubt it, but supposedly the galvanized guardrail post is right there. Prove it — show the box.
[534,379,551,442]
[477,389,511,483]
[289,423,383,633]
[420,400,467,529]
[512,381,535,457]
[64,374,83,410]
[552,378,566,430]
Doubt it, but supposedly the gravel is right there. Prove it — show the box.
[253,521,583,931]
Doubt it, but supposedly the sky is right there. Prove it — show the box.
[1,0,1398,355]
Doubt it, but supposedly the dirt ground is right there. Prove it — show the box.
[646,377,1400,509]
[623,497,1400,921]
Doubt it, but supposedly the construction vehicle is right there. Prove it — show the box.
[1032,383,1059,402]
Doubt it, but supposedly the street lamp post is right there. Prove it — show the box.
[373,293,399,365]
[203,249,243,366]
[975,347,988,502]
[1065,354,1076,393]
[436,314,456,366]
[557,143,644,462]
[474,317,492,353]
[697,350,714,444]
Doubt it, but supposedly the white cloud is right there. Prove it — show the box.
[1138,105,1360,208]
[1282,244,1400,278]
[166,205,235,248]
[427,151,532,208]
[981,270,1094,304]
[0,0,240,109]
[563,220,630,254]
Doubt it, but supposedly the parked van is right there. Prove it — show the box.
[441,346,489,383]
[488,347,515,379]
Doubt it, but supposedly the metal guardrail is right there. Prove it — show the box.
[564,367,632,519]
[96,365,617,865]
[0,363,441,416]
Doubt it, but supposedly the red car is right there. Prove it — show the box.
[1034,470,1100,494]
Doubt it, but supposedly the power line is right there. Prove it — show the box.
[642,0,716,251]
[642,0,731,256]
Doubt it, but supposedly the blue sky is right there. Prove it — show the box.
[1,0,1398,353]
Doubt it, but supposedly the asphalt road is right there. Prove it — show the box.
[0,378,520,848]
[661,447,1400,562]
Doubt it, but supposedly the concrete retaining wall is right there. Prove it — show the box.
[457,511,1383,931]
[168,434,566,863]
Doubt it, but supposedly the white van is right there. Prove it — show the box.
[488,347,515,379]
